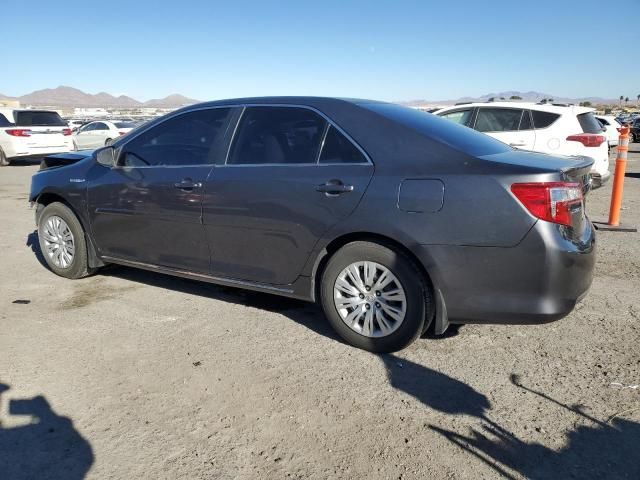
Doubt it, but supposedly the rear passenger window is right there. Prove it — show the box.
[531,110,560,129]
[121,108,232,167]
[228,107,326,165]
[320,126,367,164]
[475,108,523,132]
[519,110,532,130]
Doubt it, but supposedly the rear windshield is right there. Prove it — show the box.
[577,112,604,134]
[113,121,135,128]
[15,111,66,127]
[363,103,511,156]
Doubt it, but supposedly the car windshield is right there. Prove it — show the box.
[363,103,512,156]
[14,111,67,127]
[114,121,135,128]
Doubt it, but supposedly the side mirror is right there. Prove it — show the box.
[95,146,116,167]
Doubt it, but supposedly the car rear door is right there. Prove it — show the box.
[202,105,374,285]
[87,107,237,272]
[473,107,536,150]
[74,123,96,149]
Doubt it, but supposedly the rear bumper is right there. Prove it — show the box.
[417,219,595,325]
[5,144,73,159]
[591,170,611,188]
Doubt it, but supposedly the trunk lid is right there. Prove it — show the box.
[14,110,70,149]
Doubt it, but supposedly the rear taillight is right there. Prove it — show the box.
[118,131,126,136]
[5,128,32,137]
[62,128,72,136]
[511,182,583,227]
[566,133,606,147]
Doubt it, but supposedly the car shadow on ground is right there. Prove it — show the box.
[382,357,640,479]
[0,382,94,479]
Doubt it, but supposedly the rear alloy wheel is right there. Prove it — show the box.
[320,241,431,352]
[38,202,96,279]
[0,149,9,166]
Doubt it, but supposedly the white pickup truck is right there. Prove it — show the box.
[0,108,75,166]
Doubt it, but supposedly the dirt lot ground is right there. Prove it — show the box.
[1,145,639,480]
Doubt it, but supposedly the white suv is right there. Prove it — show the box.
[0,108,74,166]
[435,102,610,186]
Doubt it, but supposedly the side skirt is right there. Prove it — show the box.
[100,256,314,301]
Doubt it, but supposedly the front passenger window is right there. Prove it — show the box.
[120,108,232,167]
[440,109,473,126]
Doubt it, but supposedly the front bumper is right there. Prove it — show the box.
[417,219,595,324]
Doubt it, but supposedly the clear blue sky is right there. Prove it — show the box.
[2,0,638,102]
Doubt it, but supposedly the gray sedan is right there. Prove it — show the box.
[30,97,595,352]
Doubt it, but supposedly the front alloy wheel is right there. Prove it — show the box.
[41,215,75,268]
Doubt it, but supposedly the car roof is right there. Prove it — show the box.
[179,96,383,111]
[436,101,595,115]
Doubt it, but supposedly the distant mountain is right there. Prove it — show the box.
[12,86,199,108]
[404,91,620,107]
[143,94,199,108]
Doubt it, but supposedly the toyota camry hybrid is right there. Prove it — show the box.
[29,97,596,352]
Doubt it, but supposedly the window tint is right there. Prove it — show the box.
[577,112,604,134]
[531,110,560,129]
[93,122,109,131]
[81,123,95,132]
[319,126,367,164]
[15,111,66,127]
[0,113,12,127]
[114,121,135,128]
[475,108,523,132]
[439,109,473,126]
[121,108,232,167]
[363,103,511,157]
[597,118,610,126]
[519,110,532,130]
[228,107,326,165]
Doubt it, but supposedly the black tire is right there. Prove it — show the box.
[320,241,431,352]
[0,148,9,166]
[37,202,96,279]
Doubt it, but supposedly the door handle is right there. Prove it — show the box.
[316,180,354,195]
[174,179,202,190]
[509,142,526,147]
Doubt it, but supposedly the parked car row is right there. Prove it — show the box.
[434,102,611,186]
[30,97,595,352]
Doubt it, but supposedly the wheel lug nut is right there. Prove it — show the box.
[375,302,381,308]
[365,286,371,291]
[365,303,371,310]
[375,291,381,296]
[359,293,365,299]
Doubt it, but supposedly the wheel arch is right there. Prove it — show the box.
[33,191,104,268]
[310,231,449,334]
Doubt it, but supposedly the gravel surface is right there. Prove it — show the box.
[1,145,638,479]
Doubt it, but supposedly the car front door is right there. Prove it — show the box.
[74,123,96,149]
[87,107,237,272]
[202,106,374,285]
[473,107,536,150]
